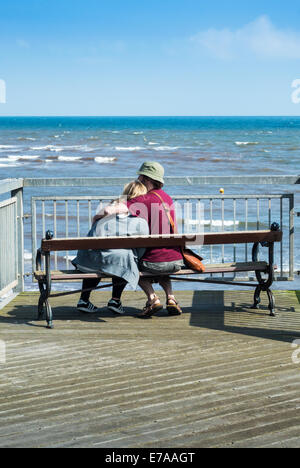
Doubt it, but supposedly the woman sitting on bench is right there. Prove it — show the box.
[72,180,149,314]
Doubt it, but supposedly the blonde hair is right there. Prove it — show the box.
[111,180,147,206]
[122,180,147,200]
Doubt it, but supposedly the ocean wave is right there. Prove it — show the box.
[0,162,21,167]
[186,219,240,227]
[235,141,259,146]
[95,157,117,164]
[58,156,83,162]
[0,144,18,149]
[24,251,32,261]
[153,146,180,151]
[31,145,62,151]
[17,137,36,141]
[115,146,144,151]
[30,144,96,153]
[8,155,40,161]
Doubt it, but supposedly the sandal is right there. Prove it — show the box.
[166,296,182,316]
[138,296,163,318]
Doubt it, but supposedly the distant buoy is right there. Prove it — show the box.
[219,188,224,194]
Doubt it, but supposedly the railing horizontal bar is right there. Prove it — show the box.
[0,197,17,209]
[0,178,23,196]
[31,194,294,202]
[23,175,300,187]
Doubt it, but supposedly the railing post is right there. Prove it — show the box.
[289,194,295,281]
[11,186,24,293]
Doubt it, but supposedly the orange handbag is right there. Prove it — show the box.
[152,192,205,273]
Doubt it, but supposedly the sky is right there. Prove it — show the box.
[0,0,300,116]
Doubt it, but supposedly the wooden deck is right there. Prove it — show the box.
[0,289,300,448]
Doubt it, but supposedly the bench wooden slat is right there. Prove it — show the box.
[34,261,268,281]
[40,230,283,252]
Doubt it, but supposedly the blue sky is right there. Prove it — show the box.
[1,0,300,115]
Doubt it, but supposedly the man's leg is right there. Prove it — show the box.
[158,277,182,316]
[138,278,163,317]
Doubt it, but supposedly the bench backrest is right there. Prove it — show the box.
[40,230,283,253]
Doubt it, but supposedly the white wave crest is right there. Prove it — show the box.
[95,157,117,164]
[58,156,82,162]
[153,146,180,151]
[17,137,36,141]
[0,145,18,149]
[186,219,240,227]
[115,146,144,151]
[235,141,259,146]
[8,155,39,161]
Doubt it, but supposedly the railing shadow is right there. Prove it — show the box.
[189,290,300,343]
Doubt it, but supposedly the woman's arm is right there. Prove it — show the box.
[92,202,129,225]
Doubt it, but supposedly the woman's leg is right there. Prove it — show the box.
[107,278,127,315]
[112,278,127,301]
[80,278,101,302]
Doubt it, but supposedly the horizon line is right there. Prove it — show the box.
[0,115,300,118]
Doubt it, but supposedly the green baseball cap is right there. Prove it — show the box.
[137,161,165,184]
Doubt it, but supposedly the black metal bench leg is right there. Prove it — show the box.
[266,289,276,317]
[37,280,46,320]
[252,285,262,309]
[38,295,45,320]
[45,299,53,329]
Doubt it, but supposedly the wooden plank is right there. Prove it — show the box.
[34,261,268,281]
[0,290,299,448]
[40,230,282,252]
[201,230,282,246]
[41,234,187,252]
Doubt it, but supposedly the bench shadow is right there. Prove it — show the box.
[0,304,144,328]
[188,290,300,344]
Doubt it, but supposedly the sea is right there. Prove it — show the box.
[0,116,299,294]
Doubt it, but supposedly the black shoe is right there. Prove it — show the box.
[107,299,125,315]
[77,300,98,314]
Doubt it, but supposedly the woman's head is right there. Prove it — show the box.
[122,180,147,200]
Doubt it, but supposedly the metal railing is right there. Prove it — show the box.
[0,176,299,298]
[0,179,24,296]
[31,193,294,281]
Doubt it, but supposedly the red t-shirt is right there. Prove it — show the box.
[127,189,183,263]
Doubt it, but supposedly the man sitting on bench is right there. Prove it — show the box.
[95,162,185,318]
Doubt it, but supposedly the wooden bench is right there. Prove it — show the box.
[34,224,282,328]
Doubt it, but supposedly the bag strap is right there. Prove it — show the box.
[152,191,178,234]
